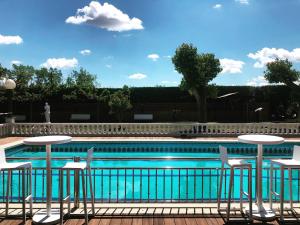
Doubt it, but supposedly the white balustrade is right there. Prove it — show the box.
[0,124,10,137]
[0,122,299,137]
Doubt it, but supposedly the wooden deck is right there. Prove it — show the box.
[2,216,300,225]
[0,217,291,225]
[1,204,300,225]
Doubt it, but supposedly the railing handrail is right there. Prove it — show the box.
[1,122,300,137]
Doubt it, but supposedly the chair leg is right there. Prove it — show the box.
[29,166,33,217]
[59,170,64,225]
[22,169,26,224]
[269,162,274,209]
[248,165,252,221]
[226,167,234,222]
[288,168,293,209]
[67,170,71,214]
[88,167,95,216]
[240,167,243,213]
[5,170,11,216]
[280,166,284,221]
[81,170,88,225]
[217,163,224,210]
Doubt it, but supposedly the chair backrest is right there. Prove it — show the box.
[293,145,300,161]
[0,148,7,165]
[219,146,228,164]
[87,147,94,167]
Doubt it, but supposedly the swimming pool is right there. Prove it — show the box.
[1,141,300,203]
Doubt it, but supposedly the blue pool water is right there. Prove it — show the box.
[1,141,300,203]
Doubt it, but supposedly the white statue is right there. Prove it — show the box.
[44,102,51,123]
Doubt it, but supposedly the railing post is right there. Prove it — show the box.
[73,156,80,208]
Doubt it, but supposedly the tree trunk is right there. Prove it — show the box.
[191,87,207,122]
[200,88,207,122]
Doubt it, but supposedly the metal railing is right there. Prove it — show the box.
[2,122,300,137]
[1,157,300,204]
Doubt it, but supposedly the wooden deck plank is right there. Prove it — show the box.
[194,218,207,225]
[163,218,174,225]
[142,218,153,225]
[121,218,132,225]
[109,218,122,225]
[174,218,186,225]
[206,217,219,225]
[132,218,143,225]
[153,217,164,225]
[89,218,100,225]
[184,218,197,225]
[98,219,111,225]
[64,219,79,225]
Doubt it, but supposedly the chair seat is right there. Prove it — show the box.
[62,162,87,170]
[271,159,300,167]
[0,162,31,170]
[227,159,247,167]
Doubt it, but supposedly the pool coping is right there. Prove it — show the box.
[1,136,300,150]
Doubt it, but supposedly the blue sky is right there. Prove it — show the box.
[0,0,300,87]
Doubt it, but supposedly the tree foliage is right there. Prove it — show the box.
[264,59,300,120]
[172,43,222,122]
[108,85,132,122]
[264,59,300,87]
[10,64,35,90]
[35,67,62,91]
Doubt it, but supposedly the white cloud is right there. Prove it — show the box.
[0,34,23,45]
[213,4,222,9]
[246,76,269,86]
[41,57,78,69]
[147,54,160,61]
[128,73,147,80]
[235,0,249,5]
[164,55,171,59]
[106,64,112,68]
[11,60,22,65]
[220,58,245,73]
[80,49,91,56]
[248,48,300,68]
[65,1,144,32]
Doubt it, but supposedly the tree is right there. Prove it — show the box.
[172,43,222,122]
[264,59,300,88]
[0,64,10,78]
[35,67,62,91]
[67,68,96,90]
[108,86,132,122]
[264,59,300,120]
[10,64,35,89]
[63,68,97,100]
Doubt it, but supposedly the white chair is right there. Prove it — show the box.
[270,145,300,221]
[217,146,252,222]
[0,148,32,223]
[59,148,95,225]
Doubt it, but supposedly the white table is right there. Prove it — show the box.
[24,135,72,225]
[238,134,284,221]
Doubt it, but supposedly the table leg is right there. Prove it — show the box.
[33,144,60,224]
[250,144,276,221]
[256,144,263,211]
